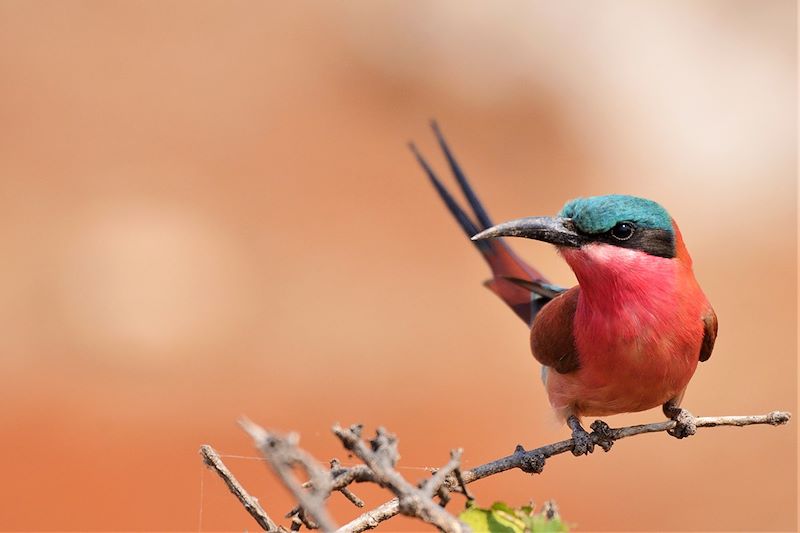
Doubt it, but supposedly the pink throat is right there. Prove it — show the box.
[560,244,680,320]
[550,243,702,417]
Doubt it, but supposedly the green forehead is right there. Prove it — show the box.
[558,195,673,234]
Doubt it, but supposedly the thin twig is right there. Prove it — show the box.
[199,444,279,532]
[453,466,474,502]
[329,459,366,508]
[240,418,339,532]
[332,425,467,533]
[337,411,791,533]
[421,449,463,499]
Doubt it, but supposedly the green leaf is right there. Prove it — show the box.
[526,514,569,533]
[458,501,569,532]
[459,506,518,533]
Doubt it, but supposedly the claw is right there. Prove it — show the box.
[590,419,615,452]
[663,402,697,439]
[667,408,697,439]
[567,415,593,455]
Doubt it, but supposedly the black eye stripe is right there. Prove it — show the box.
[572,222,675,258]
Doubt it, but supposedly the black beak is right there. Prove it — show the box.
[471,216,585,247]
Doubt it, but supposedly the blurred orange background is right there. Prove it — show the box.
[0,1,796,531]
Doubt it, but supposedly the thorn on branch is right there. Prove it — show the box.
[520,453,546,474]
[369,427,400,468]
[512,445,545,474]
[289,515,302,531]
[295,507,318,530]
[543,500,558,520]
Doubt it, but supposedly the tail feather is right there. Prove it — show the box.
[411,122,562,326]
[430,120,493,229]
[408,141,485,248]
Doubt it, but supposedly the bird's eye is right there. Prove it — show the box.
[610,222,635,241]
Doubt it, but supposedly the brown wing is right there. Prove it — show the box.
[530,287,581,374]
[699,307,718,362]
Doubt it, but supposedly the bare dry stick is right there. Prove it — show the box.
[332,425,467,533]
[337,411,791,533]
[420,449,463,499]
[303,460,376,501]
[199,444,279,532]
[329,459,366,508]
[204,411,790,532]
[240,418,339,532]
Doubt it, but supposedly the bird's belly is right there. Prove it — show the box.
[546,326,700,419]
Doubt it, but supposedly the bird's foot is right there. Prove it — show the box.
[590,420,615,452]
[567,415,593,456]
[666,407,697,439]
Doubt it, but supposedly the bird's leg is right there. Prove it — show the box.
[567,415,594,455]
[663,399,697,439]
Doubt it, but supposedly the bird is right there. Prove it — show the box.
[410,122,717,455]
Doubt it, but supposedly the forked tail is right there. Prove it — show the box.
[410,122,564,326]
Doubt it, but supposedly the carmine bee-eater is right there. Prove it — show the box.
[410,122,717,455]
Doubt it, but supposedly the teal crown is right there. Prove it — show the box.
[558,194,672,234]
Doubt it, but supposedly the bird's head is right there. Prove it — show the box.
[472,194,680,266]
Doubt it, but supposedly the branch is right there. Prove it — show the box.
[240,418,339,532]
[199,444,280,532]
[328,459,366,508]
[421,448,462,499]
[332,425,467,533]
[301,461,376,500]
[337,410,791,532]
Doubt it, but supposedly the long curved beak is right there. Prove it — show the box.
[471,216,585,247]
